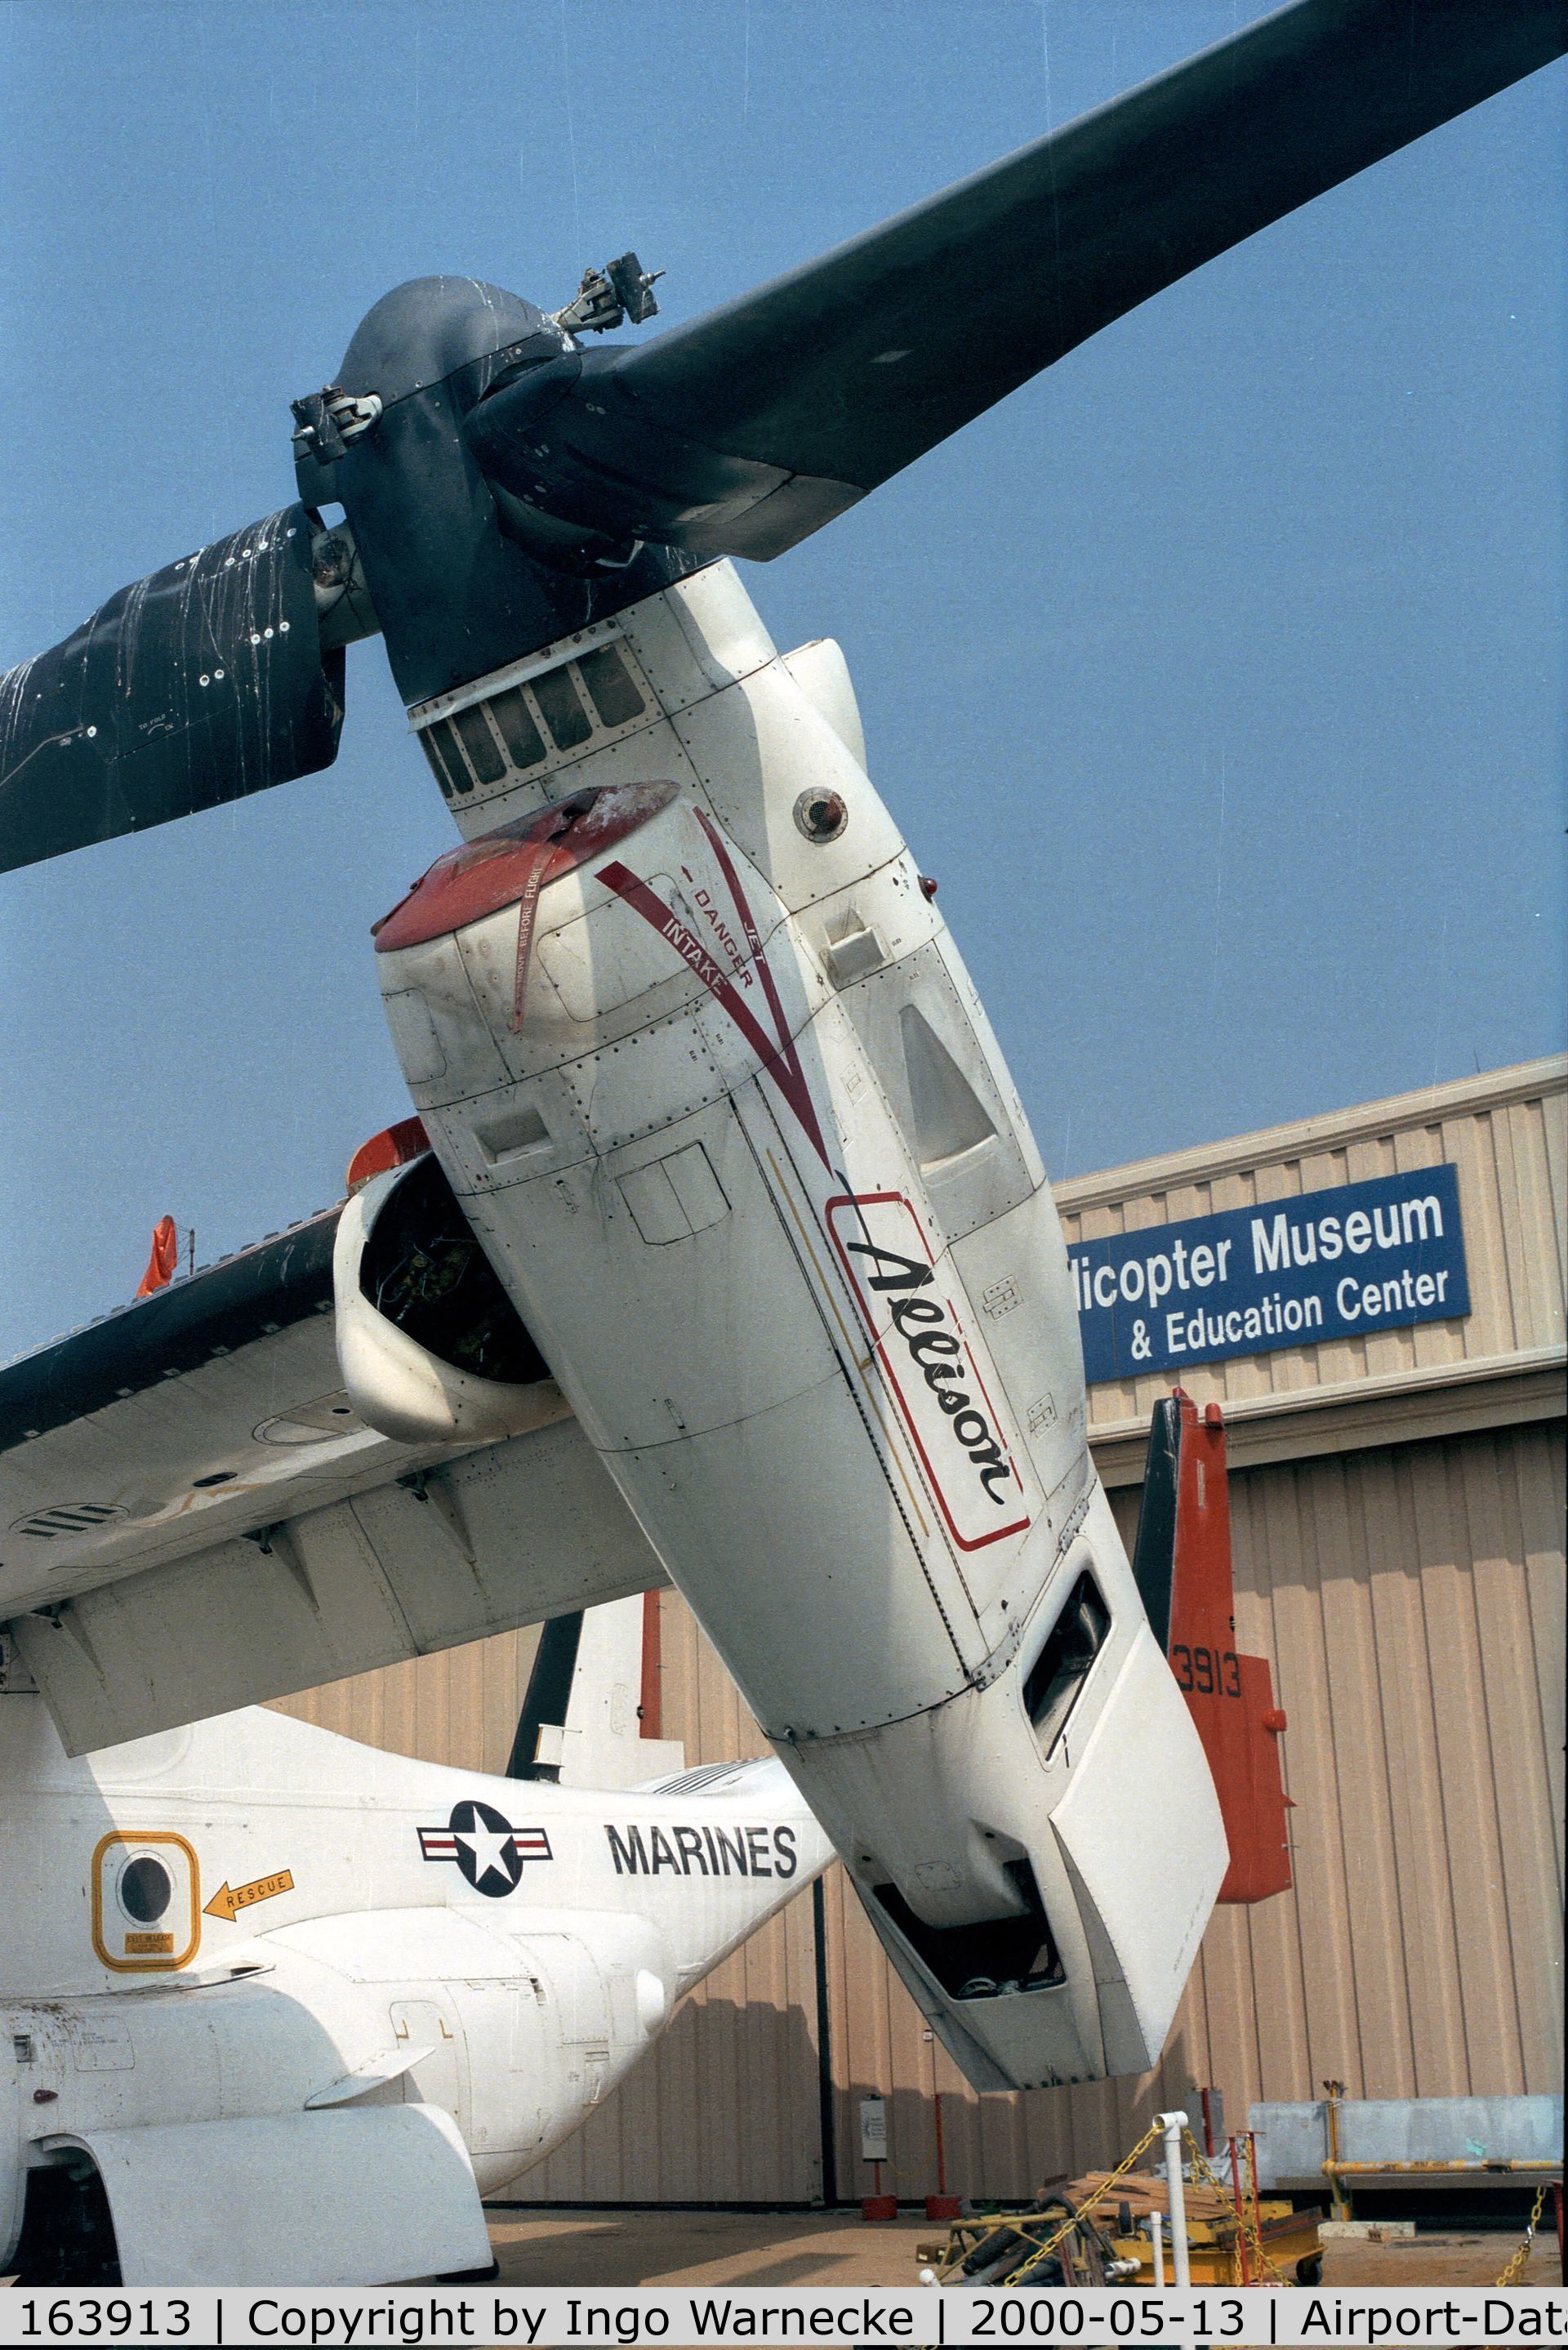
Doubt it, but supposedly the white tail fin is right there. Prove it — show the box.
[509,1594,684,1790]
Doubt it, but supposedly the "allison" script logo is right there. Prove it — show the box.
[826,1192,1031,1555]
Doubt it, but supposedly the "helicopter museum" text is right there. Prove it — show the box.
[1068,1163,1469,1382]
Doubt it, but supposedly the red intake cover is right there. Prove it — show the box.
[373,780,679,1032]
[373,781,679,953]
[1166,1391,1294,1904]
[346,1115,430,1192]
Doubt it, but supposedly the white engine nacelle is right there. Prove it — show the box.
[372,564,1227,2090]
[334,1153,565,1447]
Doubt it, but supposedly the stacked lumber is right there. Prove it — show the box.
[1067,2171,1238,2230]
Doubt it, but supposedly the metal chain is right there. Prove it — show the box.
[1494,2183,1548,2288]
[927,2131,1557,2297]
[990,2118,1165,2285]
[1183,2129,1290,2287]
[1240,2132,1290,2289]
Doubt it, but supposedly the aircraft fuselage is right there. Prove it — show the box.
[0,1694,826,2282]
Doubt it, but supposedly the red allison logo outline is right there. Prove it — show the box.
[827,1193,1031,1553]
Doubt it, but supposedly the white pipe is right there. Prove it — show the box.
[1156,2111,1191,2289]
[1150,2210,1165,2287]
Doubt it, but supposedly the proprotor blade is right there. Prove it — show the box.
[0,506,345,873]
[467,0,1568,560]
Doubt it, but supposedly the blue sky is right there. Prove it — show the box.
[1,2,1562,1360]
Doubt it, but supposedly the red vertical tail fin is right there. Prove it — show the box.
[1134,1389,1293,1903]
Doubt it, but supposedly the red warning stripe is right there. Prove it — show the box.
[599,831,829,1169]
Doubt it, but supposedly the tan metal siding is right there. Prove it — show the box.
[1173,1426,1564,2120]
[1056,1058,1566,1439]
[276,1624,544,1774]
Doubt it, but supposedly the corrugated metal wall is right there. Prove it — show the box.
[1177,1428,1565,2114]
[1057,1060,1566,1441]
[277,1627,542,1776]
[277,1059,1566,2204]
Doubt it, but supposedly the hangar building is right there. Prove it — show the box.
[278,1054,1566,2205]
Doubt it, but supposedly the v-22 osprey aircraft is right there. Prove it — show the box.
[0,0,1561,2283]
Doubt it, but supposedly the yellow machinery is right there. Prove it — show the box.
[919,2156,1324,2289]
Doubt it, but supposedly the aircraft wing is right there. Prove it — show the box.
[0,1183,665,1755]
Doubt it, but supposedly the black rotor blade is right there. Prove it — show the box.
[468,0,1567,562]
[0,505,345,875]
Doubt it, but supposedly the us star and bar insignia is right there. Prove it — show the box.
[416,1799,551,1896]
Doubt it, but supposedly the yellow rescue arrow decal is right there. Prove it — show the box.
[203,1868,294,1924]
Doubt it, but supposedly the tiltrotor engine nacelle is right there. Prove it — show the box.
[368,560,1227,2089]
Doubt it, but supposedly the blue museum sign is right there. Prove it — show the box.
[1071,1162,1469,1384]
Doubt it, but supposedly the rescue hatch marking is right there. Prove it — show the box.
[90,1830,202,1973]
[203,1867,294,1923]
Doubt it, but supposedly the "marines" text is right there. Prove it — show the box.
[605,1823,798,1879]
